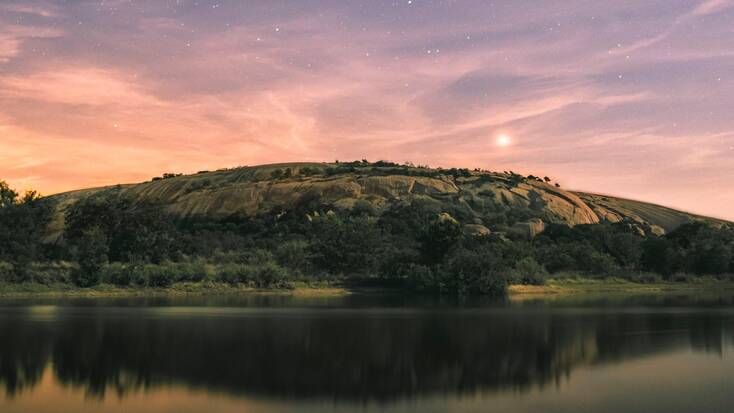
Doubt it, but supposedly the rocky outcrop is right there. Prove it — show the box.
[464,224,492,237]
[44,162,725,241]
[512,219,546,240]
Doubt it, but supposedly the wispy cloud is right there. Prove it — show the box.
[0,0,732,219]
[692,0,733,16]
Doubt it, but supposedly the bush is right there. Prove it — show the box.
[624,272,663,283]
[103,262,210,288]
[582,251,620,275]
[687,241,731,275]
[434,247,508,295]
[400,263,436,290]
[72,227,108,287]
[102,262,135,286]
[511,257,548,285]
[606,233,642,268]
[253,262,292,289]
[216,263,259,285]
[641,237,675,276]
[0,261,14,282]
[211,249,274,265]
[215,262,292,289]
[566,243,620,275]
[419,214,463,263]
[174,260,210,282]
[275,240,310,272]
[534,243,576,273]
[309,216,385,275]
[142,264,177,288]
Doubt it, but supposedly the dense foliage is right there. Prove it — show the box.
[1,179,733,295]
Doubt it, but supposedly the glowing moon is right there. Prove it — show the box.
[496,134,512,147]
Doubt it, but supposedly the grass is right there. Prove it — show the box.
[508,274,734,297]
[3,271,734,300]
[0,280,349,299]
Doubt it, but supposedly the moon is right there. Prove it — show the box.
[496,134,512,147]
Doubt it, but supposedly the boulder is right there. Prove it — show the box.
[513,219,546,239]
[464,224,491,237]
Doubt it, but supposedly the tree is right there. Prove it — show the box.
[72,227,108,287]
[688,240,731,275]
[605,232,643,269]
[270,169,284,180]
[65,193,177,263]
[512,257,548,285]
[419,214,462,263]
[0,182,52,280]
[641,237,675,276]
[437,246,508,295]
[309,215,385,274]
[0,180,18,208]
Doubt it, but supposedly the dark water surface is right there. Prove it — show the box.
[1,293,733,413]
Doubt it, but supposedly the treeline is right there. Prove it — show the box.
[1,180,733,295]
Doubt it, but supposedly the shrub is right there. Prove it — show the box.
[174,260,210,282]
[211,249,275,266]
[351,200,377,217]
[72,227,108,287]
[430,247,508,295]
[606,233,643,269]
[534,243,576,273]
[624,272,663,283]
[216,263,256,285]
[401,263,436,290]
[253,263,292,289]
[687,241,731,275]
[641,237,675,276]
[275,240,310,272]
[143,264,177,288]
[102,261,208,287]
[0,261,14,282]
[215,262,292,288]
[309,215,385,275]
[419,214,463,263]
[511,257,548,285]
[102,262,134,286]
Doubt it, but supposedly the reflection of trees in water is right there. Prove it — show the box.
[0,319,51,397]
[0,309,732,401]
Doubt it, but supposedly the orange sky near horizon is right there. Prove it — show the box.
[1,1,733,220]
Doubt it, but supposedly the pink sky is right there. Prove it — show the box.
[0,1,733,220]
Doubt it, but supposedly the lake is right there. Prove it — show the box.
[0,292,733,413]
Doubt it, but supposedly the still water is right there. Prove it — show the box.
[0,293,733,413]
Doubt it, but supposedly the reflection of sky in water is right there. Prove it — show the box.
[0,295,733,413]
[4,351,732,413]
[25,306,61,321]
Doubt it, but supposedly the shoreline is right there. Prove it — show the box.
[1,279,734,300]
[508,279,734,298]
[0,281,352,300]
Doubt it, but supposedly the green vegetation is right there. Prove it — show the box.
[1,167,733,296]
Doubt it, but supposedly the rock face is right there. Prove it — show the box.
[44,162,726,242]
[463,224,492,237]
[512,219,546,240]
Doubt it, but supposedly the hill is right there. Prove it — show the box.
[46,161,726,242]
[3,160,733,294]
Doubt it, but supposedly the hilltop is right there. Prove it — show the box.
[46,161,725,241]
[2,160,733,295]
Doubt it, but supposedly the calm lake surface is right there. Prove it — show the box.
[1,293,733,413]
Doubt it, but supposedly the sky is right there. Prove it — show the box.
[0,0,733,220]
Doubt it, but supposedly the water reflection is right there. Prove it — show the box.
[0,294,733,410]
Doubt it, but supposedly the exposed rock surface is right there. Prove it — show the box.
[512,219,546,240]
[463,224,492,237]
[44,162,727,241]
